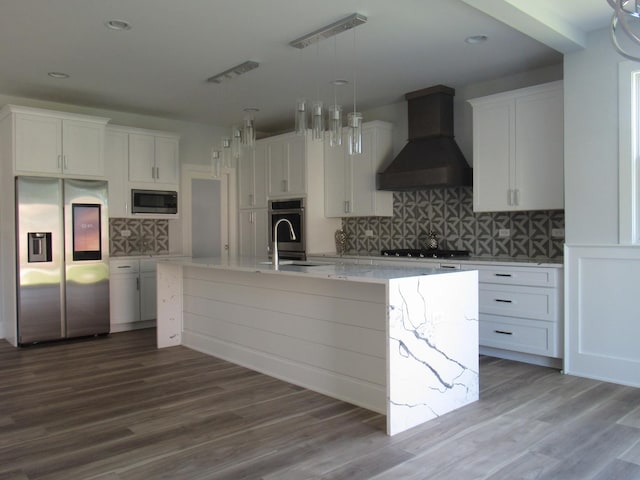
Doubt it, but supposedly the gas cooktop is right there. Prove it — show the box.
[381,249,470,259]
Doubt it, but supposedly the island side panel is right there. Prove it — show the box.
[181,266,388,413]
[387,270,479,436]
[157,262,183,348]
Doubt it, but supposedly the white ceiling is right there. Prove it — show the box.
[0,0,612,134]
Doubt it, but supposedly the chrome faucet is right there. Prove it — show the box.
[273,218,296,269]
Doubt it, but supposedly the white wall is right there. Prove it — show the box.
[563,28,640,386]
[564,28,621,244]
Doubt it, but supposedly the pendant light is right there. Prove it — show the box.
[347,28,362,155]
[329,39,345,147]
[211,149,221,177]
[311,42,325,141]
[311,101,324,140]
[289,13,367,138]
[231,127,242,161]
[295,98,308,135]
[242,108,258,147]
[221,137,232,168]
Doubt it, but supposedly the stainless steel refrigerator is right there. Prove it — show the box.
[16,176,110,345]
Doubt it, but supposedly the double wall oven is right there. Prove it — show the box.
[268,198,306,260]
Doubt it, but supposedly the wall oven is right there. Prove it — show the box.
[268,198,306,260]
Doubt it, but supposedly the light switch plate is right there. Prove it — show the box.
[365,229,374,237]
[551,228,565,238]
[498,228,510,238]
[121,229,131,238]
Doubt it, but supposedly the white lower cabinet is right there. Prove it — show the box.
[110,258,157,332]
[311,254,564,366]
[140,259,158,321]
[462,263,563,362]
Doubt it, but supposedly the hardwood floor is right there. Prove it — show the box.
[1,329,639,480]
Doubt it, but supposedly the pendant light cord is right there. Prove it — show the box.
[352,28,357,114]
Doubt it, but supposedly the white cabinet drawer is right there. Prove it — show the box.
[479,315,560,357]
[479,284,557,321]
[110,259,140,274]
[462,264,559,287]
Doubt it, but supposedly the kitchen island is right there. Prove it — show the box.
[156,257,478,435]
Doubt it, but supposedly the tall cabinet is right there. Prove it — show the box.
[238,142,268,257]
[468,81,564,212]
[238,131,341,258]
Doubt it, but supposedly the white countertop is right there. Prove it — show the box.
[158,256,468,284]
[309,252,563,268]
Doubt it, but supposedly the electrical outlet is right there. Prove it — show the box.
[498,228,511,238]
[551,228,565,238]
[365,229,374,237]
[121,229,131,238]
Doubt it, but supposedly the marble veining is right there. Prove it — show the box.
[387,271,479,435]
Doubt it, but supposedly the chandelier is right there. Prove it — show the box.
[289,13,367,153]
[608,0,640,60]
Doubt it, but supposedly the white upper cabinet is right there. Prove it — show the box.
[238,142,268,209]
[128,131,179,188]
[469,81,564,212]
[4,105,108,178]
[267,132,306,198]
[324,121,394,217]
[105,125,180,218]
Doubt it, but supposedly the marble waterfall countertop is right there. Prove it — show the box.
[156,255,479,435]
[158,255,455,284]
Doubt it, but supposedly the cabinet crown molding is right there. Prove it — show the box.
[0,104,109,124]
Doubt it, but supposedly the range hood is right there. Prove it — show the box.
[377,85,472,191]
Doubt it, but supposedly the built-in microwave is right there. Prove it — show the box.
[131,189,178,214]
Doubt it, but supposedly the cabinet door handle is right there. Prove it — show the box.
[494,330,513,335]
[514,189,520,206]
[494,298,513,303]
[136,277,140,290]
[57,154,62,169]
[156,166,160,180]
[282,179,288,192]
[249,193,254,206]
[117,265,131,269]
[440,265,457,269]
[344,200,351,213]
[507,189,512,206]
[495,273,512,277]
[63,155,68,170]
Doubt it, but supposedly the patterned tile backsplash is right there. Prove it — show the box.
[109,218,169,256]
[342,187,564,259]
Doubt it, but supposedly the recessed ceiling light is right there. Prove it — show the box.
[331,79,349,86]
[47,72,70,79]
[243,107,260,113]
[105,19,131,31]
[465,35,488,44]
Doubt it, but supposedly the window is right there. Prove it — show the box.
[619,61,640,244]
